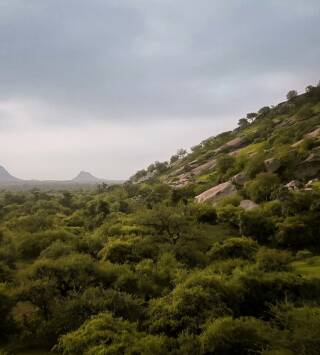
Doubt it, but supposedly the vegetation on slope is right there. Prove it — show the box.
[1,83,320,354]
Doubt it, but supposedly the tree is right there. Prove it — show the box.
[258,106,270,115]
[137,205,197,245]
[306,85,315,94]
[208,237,258,261]
[287,90,298,100]
[238,118,249,129]
[246,112,257,123]
[177,148,187,158]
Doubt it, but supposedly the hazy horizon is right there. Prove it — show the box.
[1,0,320,180]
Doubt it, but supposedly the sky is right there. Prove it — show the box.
[0,0,320,180]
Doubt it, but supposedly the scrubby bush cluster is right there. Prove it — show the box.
[0,181,320,354]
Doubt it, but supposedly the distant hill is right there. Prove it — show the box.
[0,165,22,184]
[0,167,122,187]
[72,171,106,184]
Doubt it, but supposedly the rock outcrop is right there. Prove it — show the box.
[285,180,301,191]
[264,158,281,173]
[240,200,259,210]
[295,153,320,179]
[191,159,217,176]
[214,137,246,154]
[195,181,237,204]
[231,173,247,186]
[305,127,320,139]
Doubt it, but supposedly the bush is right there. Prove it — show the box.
[216,154,236,176]
[256,248,293,272]
[216,205,241,227]
[194,204,217,225]
[200,317,272,355]
[297,103,314,120]
[270,304,320,355]
[244,153,266,178]
[245,173,280,203]
[296,249,313,260]
[208,237,258,261]
[276,214,320,248]
[287,90,298,100]
[239,209,275,244]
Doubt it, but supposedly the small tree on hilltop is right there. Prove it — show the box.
[246,112,257,123]
[238,118,249,129]
[258,106,270,115]
[286,90,298,101]
[177,148,187,158]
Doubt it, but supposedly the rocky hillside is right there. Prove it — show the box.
[131,84,320,204]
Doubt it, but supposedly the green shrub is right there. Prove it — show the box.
[256,248,293,272]
[245,173,280,203]
[200,317,272,355]
[208,237,258,261]
[239,209,275,243]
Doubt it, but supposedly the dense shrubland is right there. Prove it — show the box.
[1,85,320,354]
[0,181,320,354]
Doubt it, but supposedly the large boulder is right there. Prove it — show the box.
[295,153,320,179]
[292,127,320,147]
[191,159,217,176]
[240,200,259,210]
[214,137,246,154]
[264,158,281,173]
[285,180,301,191]
[195,181,237,204]
[231,173,247,186]
[305,127,320,139]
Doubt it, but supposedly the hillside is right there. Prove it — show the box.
[1,84,320,355]
[131,85,320,203]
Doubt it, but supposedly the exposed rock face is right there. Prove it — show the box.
[292,127,320,147]
[195,181,237,204]
[305,179,318,188]
[215,137,246,154]
[295,153,320,179]
[264,158,281,173]
[305,127,320,139]
[231,173,247,186]
[240,200,259,210]
[285,180,301,191]
[191,159,217,176]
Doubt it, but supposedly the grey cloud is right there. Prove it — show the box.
[0,0,319,122]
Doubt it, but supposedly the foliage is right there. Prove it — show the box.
[1,84,320,353]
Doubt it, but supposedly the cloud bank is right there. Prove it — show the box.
[0,0,319,179]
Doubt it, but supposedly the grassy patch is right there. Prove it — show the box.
[292,256,320,278]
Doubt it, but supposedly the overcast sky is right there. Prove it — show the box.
[0,0,319,180]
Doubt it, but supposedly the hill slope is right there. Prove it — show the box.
[131,85,320,203]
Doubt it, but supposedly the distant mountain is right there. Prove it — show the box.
[72,171,104,184]
[0,165,22,183]
[0,166,122,187]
